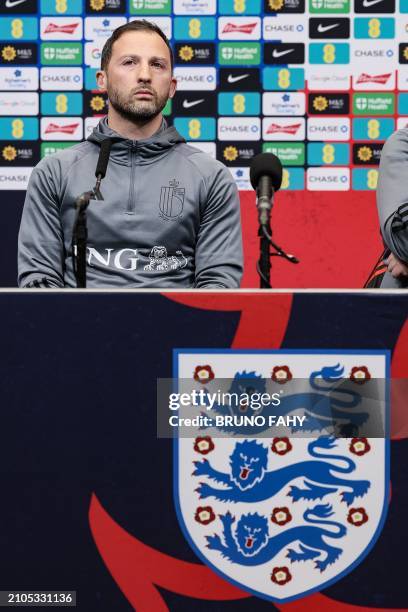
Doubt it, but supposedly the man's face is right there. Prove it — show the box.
[97,30,176,123]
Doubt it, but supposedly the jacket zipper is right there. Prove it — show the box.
[126,143,137,215]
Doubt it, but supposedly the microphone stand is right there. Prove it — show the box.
[256,181,299,289]
[72,191,95,288]
[71,138,114,288]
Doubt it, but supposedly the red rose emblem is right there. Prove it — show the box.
[271,566,292,585]
[349,437,371,456]
[193,365,215,384]
[271,437,293,455]
[194,506,216,525]
[271,366,293,384]
[347,507,369,526]
[349,366,371,384]
[194,436,215,455]
[271,507,292,526]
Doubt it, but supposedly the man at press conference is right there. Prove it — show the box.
[18,19,243,289]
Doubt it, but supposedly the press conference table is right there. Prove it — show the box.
[0,289,406,612]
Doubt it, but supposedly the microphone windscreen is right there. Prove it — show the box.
[95,138,113,179]
[249,153,283,191]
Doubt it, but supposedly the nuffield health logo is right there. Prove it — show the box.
[173,350,389,603]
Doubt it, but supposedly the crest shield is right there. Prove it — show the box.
[173,350,389,603]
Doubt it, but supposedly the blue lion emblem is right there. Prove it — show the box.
[202,365,369,435]
[207,503,346,571]
[194,436,370,505]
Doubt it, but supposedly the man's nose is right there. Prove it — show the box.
[137,61,152,81]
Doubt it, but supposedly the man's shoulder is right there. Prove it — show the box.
[34,140,96,175]
[174,142,233,181]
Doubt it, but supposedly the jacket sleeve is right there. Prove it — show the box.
[18,159,65,288]
[194,165,243,289]
[377,129,408,264]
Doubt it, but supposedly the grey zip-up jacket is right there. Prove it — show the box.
[18,117,243,288]
[377,128,408,288]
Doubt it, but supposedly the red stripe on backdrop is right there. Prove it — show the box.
[239,191,383,288]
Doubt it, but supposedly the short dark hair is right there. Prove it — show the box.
[100,19,174,72]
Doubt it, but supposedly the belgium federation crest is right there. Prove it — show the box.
[173,349,389,603]
[159,179,185,220]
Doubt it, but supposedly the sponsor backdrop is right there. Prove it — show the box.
[0,0,401,286]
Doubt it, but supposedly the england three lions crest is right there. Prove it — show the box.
[173,350,389,603]
[159,179,185,221]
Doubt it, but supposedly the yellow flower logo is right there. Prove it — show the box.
[403,47,408,61]
[90,96,105,112]
[90,0,105,10]
[1,46,17,62]
[2,146,17,162]
[269,0,284,9]
[223,146,239,162]
[313,96,328,112]
[178,45,194,62]
[357,146,372,162]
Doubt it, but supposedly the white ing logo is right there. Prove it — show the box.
[87,248,139,271]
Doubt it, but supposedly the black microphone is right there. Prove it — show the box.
[249,153,283,226]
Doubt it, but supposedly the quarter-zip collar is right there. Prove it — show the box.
[87,115,186,166]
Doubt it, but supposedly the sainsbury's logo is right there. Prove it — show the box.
[43,23,79,35]
[222,22,258,34]
[356,73,391,84]
[266,122,301,135]
[45,122,79,134]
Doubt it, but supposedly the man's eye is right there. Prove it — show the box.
[123,59,134,65]
[152,62,164,68]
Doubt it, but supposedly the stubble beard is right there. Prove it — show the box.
[107,84,170,124]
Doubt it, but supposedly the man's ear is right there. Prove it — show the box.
[168,77,177,100]
[96,70,107,92]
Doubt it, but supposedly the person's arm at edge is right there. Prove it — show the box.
[194,165,243,289]
[18,158,64,288]
[377,129,408,271]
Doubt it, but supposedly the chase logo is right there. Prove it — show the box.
[40,67,83,91]
[40,0,82,13]
[354,17,395,38]
[264,0,306,14]
[173,117,216,141]
[218,93,261,116]
[0,43,37,65]
[308,142,350,165]
[308,167,350,190]
[309,43,350,64]
[352,143,382,165]
[173,67,216,90]
[174,17,216,40]
[307,117,350,141]
[263,16,306,41]
[40,92,83,116]
[0,17,37,41]
[218,117,261,141]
